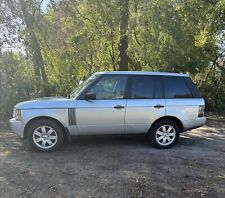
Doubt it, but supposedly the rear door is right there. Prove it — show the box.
[125,75,165,134]
[164,76,202,121]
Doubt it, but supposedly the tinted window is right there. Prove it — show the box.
[164,76,193,98]
[130,76,155,99]
[88,75,128,99]
[185,77,202,98]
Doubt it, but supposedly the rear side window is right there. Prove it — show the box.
[185,77,202,98]
[129,75,163,99]
[164,76,193,98]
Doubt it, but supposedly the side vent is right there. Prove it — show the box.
[68,108,76,125]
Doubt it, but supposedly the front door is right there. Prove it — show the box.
[76,75,128,135]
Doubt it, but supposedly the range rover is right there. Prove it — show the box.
[9,71,206,152]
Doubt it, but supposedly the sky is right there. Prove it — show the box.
[41,0,50,12]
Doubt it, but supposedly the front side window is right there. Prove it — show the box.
[88,75,128,99]
[164,76,193,98]
[70,73,100,98]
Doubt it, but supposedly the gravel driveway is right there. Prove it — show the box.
[0,115,225,198]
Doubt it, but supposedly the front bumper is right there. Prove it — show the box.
[9,118,25,138]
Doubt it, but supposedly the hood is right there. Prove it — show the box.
[15,97,76,110]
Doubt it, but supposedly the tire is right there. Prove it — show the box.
[27,119,64,152]
[148,119,180,149]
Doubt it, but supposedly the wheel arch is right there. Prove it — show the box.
[148,116,184,133]
[24,116,70,142]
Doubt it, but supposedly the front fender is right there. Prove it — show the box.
[22,108,69,130]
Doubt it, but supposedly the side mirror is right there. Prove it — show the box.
[84,92,96,100]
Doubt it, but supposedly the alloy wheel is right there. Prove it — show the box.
[155,124,176,146]
[32,126,58,149]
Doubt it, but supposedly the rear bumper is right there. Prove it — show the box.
[9,118,25,138]
[182,117,206,131]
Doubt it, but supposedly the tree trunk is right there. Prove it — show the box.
[30,30,48,84]
[118,0,129,71]
[19,0,48,91]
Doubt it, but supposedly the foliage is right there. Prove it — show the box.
[0,0,225,119]
[0,52,35,118]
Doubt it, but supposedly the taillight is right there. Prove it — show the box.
[198,105,205,117]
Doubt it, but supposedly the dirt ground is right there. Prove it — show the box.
[0,115,225,198]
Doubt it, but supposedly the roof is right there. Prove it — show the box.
[96,71,189,77]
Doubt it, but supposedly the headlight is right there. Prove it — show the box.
[14,109,22,121]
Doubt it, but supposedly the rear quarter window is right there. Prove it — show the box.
[164,76,193,98]
[184,77,202,98]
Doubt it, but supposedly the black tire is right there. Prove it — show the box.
[27,119,64,152]
[148,119,180,149]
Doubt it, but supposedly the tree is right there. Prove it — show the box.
[0,0,225,119]
[1,0,48,94]
[118,0,129,71]
[19,0,48,84]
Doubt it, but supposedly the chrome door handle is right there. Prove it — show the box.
[154,104,165,109]
[114,105,125,109]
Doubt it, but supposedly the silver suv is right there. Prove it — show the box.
[9,71,206,152]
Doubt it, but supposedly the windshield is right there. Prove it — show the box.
[70,73,100,98]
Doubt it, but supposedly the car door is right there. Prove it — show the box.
[125,75,165,134]
[76,75,128,135]
[163,76,202,122]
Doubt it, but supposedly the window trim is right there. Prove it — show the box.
[77,74,200,100]
[155,76,165,99]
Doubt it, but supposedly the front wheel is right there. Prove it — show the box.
[148,119,180,149]
[27,120,64,152]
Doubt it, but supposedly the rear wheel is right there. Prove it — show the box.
[148,119,180,149]
[27,120,64,152]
